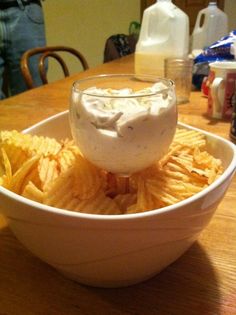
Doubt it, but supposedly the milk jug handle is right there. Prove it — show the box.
[212,77,224,118]
[194,12,205,31]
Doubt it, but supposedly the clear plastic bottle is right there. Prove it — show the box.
[191,2,228,51]
[135,0,189,77]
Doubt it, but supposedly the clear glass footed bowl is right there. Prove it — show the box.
[69,74,177,175]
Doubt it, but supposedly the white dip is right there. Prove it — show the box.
[70,82,177,174]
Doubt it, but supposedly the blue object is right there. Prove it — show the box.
[0,1,46,99]
[193,30,236,89]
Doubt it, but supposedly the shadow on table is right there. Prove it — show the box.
[202,112,230,126]
[92,241,221,315]
[0,226,221,315]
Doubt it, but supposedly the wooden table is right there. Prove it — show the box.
[0,55,235,315]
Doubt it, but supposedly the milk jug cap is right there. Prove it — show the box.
[208,2,217,7]
[157,0,172,2]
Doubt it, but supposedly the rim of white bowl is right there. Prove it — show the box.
[1,110,236,222]
[71,73,175,98]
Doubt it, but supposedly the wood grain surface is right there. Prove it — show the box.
[0,55,235,315]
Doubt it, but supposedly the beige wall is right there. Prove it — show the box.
[43,0,140,82]
[225,0,236,32]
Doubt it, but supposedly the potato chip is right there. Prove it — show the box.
[113,193,137,213]
[9,155,40,194]
[173,129,206,148]
[72,155,104,200]
[22,181,44,203]
[13,155,59,194]
[44,154,104,208]
[44,182,121,214]
[0,148,12,188]
[0,130,62,174]
[127,131,223,212]
[56,144,80,173]
[1,142,29,174]
[38,157,59,190]
[127,177,161,213]
[146,177,202,205]
[43,173,78,209]
[0,128,223,215]
[75,191,121,215]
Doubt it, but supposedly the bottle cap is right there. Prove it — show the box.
[208,2,217,7]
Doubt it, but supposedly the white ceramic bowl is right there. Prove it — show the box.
[0,110,235,288]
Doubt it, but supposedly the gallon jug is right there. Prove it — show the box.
[135,0,189,77]
[191,2,228,51]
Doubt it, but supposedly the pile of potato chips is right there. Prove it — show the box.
[0,129,223,215]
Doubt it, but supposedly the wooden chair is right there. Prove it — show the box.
[103,34,137,63]
[21,46,89,89]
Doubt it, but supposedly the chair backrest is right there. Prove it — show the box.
[103,34,137,63]
[21,46,89,89]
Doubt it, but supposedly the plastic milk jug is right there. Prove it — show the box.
[135,0,189,77]
[191,2,228,51]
